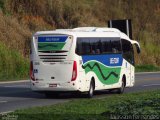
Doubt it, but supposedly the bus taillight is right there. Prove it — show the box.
[30,61,35,81]
[71,61,77,81]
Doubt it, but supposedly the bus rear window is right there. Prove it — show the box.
[76,37,122,55]
[38,35,72,52]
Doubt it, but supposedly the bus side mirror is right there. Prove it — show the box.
[131,41,141,54]
[135,43,141,54]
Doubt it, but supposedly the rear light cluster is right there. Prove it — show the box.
[30,61,35,81]
[71,61,77,81]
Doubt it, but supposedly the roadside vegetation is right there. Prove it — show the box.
[0,0,159,80]
[6,89,160,120]
[0,43,29,81]
[136,65,160,72]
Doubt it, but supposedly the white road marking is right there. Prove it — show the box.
[143,84,160,87]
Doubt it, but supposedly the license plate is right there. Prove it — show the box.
[49,84,57,87]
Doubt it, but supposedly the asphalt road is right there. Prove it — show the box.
[0,72,160,113]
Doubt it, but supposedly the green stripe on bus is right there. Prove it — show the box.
[83,61,121,85]
[38,42,65,51]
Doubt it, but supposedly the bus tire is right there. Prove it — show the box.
[87,80,94,98]
[117,79,125,94]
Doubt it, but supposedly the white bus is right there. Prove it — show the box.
[30,27,140,98]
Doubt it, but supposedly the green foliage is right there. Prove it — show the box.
[0,43,29,81]
[103,98,160,116]
[136,64,160,72]
[7,90,160,120]
[0,0,4,10]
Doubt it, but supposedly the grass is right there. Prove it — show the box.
[135,64,160,72]
[0,43,29,81]
[3,89,160,120]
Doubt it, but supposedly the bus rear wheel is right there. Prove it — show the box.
[117,79,125,94]
[87,81,94,98]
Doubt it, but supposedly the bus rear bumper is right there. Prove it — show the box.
[30,82,79,92]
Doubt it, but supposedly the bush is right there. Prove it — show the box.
[0,43,29,81]
[136,64,160,72]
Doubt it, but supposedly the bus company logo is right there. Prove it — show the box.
[45,38,60,42]
[110,58,119,64]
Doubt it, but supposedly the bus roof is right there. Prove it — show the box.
[34,27,140,53]
[34,27,138,44]
[35,27,129,38]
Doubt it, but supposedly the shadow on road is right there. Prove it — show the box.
[0,85,119,99]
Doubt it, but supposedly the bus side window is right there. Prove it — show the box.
[90,38,102,54]
[111,39,122,53]
[76,38,83,55]
[121,39,134,65]
[101,38,112,53]
[96,49,100,54]
[76,38,91,55]
[76,37,122,55]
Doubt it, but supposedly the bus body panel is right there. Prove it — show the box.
[33,61,73,83]
[81,54,123,87]
[120,59,135,87]
[31,35,78,91]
